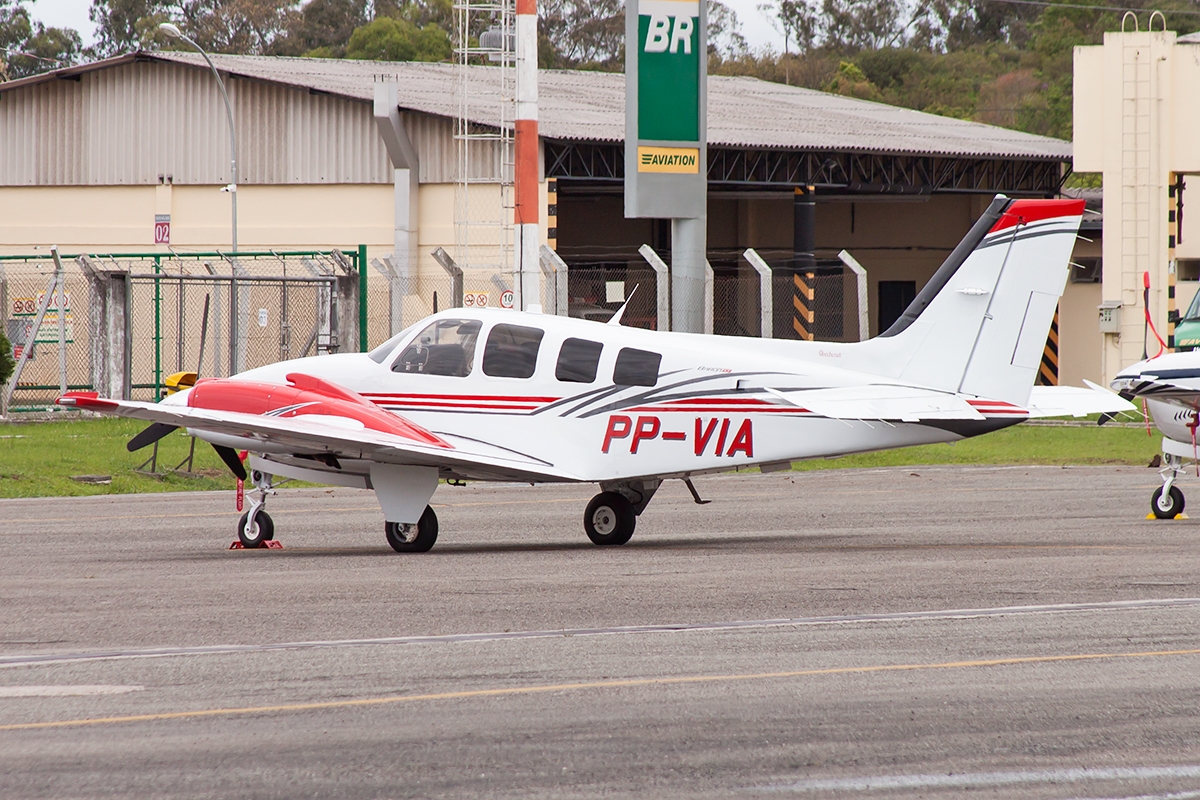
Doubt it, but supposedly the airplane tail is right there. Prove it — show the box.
[846,195,1085,407]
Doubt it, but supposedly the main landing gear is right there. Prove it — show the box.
[237,469,276,548]
[385,506,439,553]
[583,479,661,546]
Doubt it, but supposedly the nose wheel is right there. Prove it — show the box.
[385,505,439,552]
[584,491,636,546]
[1152,485,1185,519]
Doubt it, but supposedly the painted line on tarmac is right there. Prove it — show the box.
[1,597,1197,670]
[2,646,1200,732]
[755,765,1200,793]
[0,685,143,698]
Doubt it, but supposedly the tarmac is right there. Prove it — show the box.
[1,464,1199,799]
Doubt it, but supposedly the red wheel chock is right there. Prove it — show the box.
[229,541,284,550]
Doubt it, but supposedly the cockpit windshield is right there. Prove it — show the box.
[391,318,482,377]
[367,323,420,364]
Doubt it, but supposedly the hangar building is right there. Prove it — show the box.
[0,52,1094,381]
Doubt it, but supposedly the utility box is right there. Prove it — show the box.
[1098,301,1122,333]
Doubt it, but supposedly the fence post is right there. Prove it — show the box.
[743,248,773,339]
[837,249,870,342]
[372,257,406,336]
[79,255,131,400]
[637,244,671,332]
[703,260,714,335]
[357,244,368,351]
[431,248,464,308]
[538,245,570,315]
[793,271,815,341]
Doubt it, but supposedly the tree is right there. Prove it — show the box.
[708,1,748,61]
[821,0,909,52]
[758,0,818,55]
[0,328,13,391]
[89,0,298,57]
[538,0,623,70]
[272,0,366,57]
[345,16,449,61]
[1,0,82,79]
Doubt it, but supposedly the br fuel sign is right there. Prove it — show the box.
[625,0,706,219]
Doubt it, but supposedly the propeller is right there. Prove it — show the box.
[212,444,247,481]
[127,422,178,452]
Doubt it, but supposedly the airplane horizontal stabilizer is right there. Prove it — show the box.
[1025,382,1137,418]
[766,385,986,422]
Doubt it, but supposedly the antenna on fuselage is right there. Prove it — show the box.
[607,284,639,326]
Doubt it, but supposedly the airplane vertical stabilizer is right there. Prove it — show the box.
[845,196,1085,407]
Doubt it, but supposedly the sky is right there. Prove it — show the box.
[27,0,789,54]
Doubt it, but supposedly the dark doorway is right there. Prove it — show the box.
[878,280,916,333]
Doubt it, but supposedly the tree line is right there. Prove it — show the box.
[3,0,1200,141]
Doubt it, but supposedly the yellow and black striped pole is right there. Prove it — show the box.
[1168,173,1179,351]
[546,179,558,252]
[793,271,814,340]
[1037,304,1059,386]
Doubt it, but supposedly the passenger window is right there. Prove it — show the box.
[392,318,481,376]
[483,323,545,379]
[613,347,661,387]
[555,338,604,383]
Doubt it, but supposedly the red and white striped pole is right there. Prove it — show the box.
[514,0,539,310]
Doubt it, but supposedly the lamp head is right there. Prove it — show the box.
[158,22,183,39]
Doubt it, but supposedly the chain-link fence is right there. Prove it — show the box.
[566,264,662,330]
[1,249,362,410]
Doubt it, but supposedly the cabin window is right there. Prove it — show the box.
[368,323,420,364]
[392,318,481,376]
[555,338,604,383]
[482,324,545,379]
[613,347,661,387]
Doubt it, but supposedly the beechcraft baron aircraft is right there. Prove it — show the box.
[1112,351,1200,518]
[60,196,1131,552]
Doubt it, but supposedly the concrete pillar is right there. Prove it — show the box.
[671,216,706,333]
[78,255,130,399]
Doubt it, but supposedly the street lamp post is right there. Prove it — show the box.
[159,23,238,253]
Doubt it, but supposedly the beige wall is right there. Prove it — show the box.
[1074,31,1200,381]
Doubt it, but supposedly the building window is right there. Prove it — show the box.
[1071,258,1102,283]
[878,281,916,333]
[482,324,545,379]
[1176,259,1200,282]
[555,338,604,383]
[613,347,661,387]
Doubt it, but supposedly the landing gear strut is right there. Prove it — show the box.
[1152,453,1187,519]
[385,505,438,553]
[238,469,276,548]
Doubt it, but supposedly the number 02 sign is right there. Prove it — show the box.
[154,214,171,245]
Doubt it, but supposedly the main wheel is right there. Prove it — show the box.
[1151,485,1185,519]
[385,506,438,553]
[237,510,274,548]
[584,492,636,546]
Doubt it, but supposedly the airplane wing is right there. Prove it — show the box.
[1026,381,1138,418]
[58,394,580,483]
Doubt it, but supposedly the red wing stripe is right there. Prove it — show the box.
[361,393,559,402]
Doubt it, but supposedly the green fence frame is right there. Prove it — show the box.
[0,248,367,403]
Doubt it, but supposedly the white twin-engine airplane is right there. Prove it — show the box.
[1112,352,1200,518]
[60,196,1131,551]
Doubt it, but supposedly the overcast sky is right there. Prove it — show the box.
[29,0,788,54]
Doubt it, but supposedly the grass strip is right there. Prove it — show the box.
[0,416,1163,499]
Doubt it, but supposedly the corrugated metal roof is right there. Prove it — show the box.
[2,52,1071,162]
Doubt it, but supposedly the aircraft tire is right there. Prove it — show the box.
[237,511,274,548]
[1151,485,1185,519]
[584,492,636,546]
[385,506,438,553]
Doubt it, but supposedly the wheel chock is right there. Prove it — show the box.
[1147,513,1156,520]
[228,541,284,550]
[1144,513,1189,520]
[1177,513,1190,520]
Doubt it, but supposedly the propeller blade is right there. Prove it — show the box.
[212,444,247,481]
[127,422,178,452]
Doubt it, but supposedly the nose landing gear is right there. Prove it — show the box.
[237,469,276,548]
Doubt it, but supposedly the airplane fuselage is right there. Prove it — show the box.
[177,308,1018,484]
